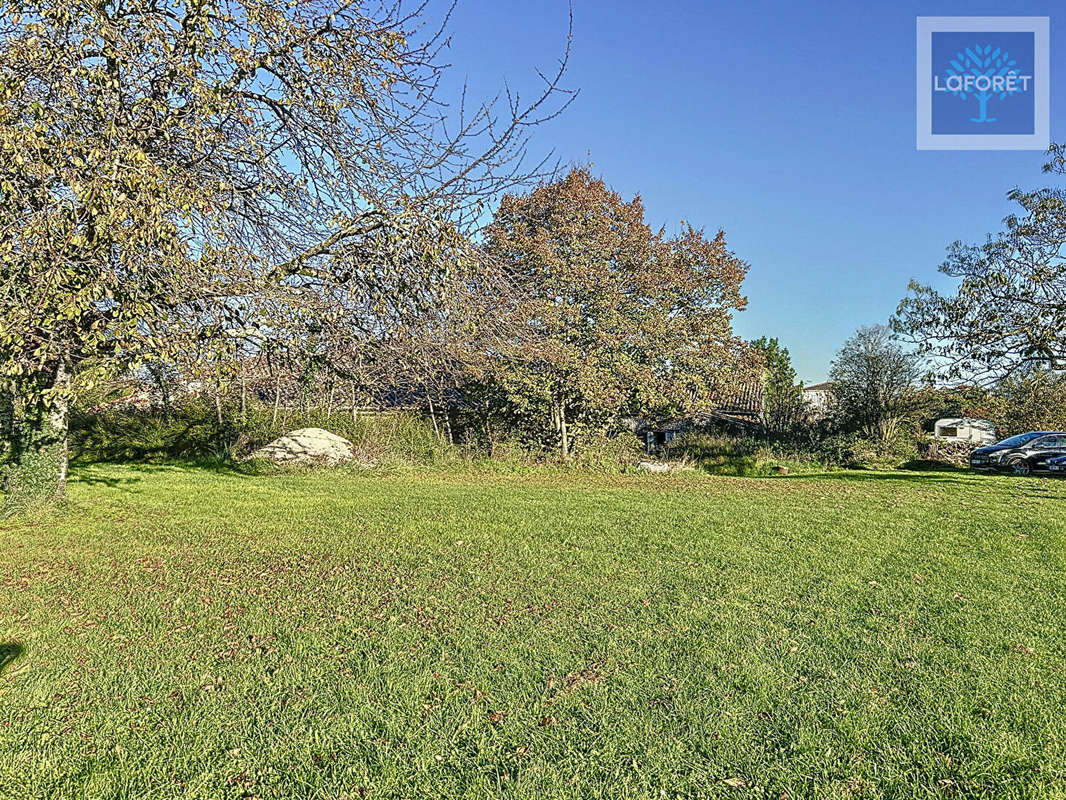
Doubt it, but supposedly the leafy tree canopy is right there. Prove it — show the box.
[896,145,1066,382]
[828,325,920,445]
[750,336,804,433]
[482,168,758,457]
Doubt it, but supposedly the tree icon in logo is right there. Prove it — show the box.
[940,44,1027,124]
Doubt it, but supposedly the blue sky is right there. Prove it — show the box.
[441,0,1063,382]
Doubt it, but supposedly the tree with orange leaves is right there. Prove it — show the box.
[483,168,759,458]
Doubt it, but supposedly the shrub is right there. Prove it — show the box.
[659,432,827,476]
[816,433,879,469]
[571,430,644,472]
[816,431,919,470]
[658,429,925,474]
[70,399,234,462]
[919,435,977,466]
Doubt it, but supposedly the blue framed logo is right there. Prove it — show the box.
[917,17,1049,150]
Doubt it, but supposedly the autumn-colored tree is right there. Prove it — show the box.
[482,168,758,458]
[0,0,572,501]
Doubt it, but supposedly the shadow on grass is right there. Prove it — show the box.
[73,457,258,477]
[72,469,145,490]
[773,470,981,486]
[70,458,264,493]
[898,459,970,473]
[124,459,257,476]
[0,643,23,676]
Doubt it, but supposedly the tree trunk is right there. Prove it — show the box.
[558,398,570,461]
[442,398,454,445]
[879,416,898,447]
[48,360,70,498]
[427,396,440,440]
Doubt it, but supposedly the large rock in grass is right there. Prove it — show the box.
[637,460,696,473]
[249,428,358,467]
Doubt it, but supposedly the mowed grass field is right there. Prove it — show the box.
[1,466,1065,799]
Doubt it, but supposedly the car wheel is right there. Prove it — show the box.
[1009,458,1032,477]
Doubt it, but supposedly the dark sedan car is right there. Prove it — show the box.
[970,432,1066,476]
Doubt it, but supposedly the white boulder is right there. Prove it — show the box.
[248,428,357,467]
[637,460,694,473]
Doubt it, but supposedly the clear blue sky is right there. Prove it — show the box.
[441,0,1064,382]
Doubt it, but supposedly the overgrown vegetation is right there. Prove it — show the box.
[659,431,921,475]
[56,348,1066,480]
[70,402,453,467]
[66,395,651,473]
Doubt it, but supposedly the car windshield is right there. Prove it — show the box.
[994,432,1043,447]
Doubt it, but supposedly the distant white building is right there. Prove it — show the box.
[802,382,832,417]
[933,417,996,445]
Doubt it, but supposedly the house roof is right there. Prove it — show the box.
[934,417,994,428]
[638,379,766,434]
[803,382,833,392]
[714,381,765,416]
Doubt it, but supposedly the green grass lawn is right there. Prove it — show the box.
[2,465,1065,799]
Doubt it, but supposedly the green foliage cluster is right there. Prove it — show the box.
[815,431,919,470]
[992,370,1066,435]
[750,336,805,433]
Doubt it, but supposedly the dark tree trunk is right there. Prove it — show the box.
[559,400,569,460]
[442,398,454,445]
